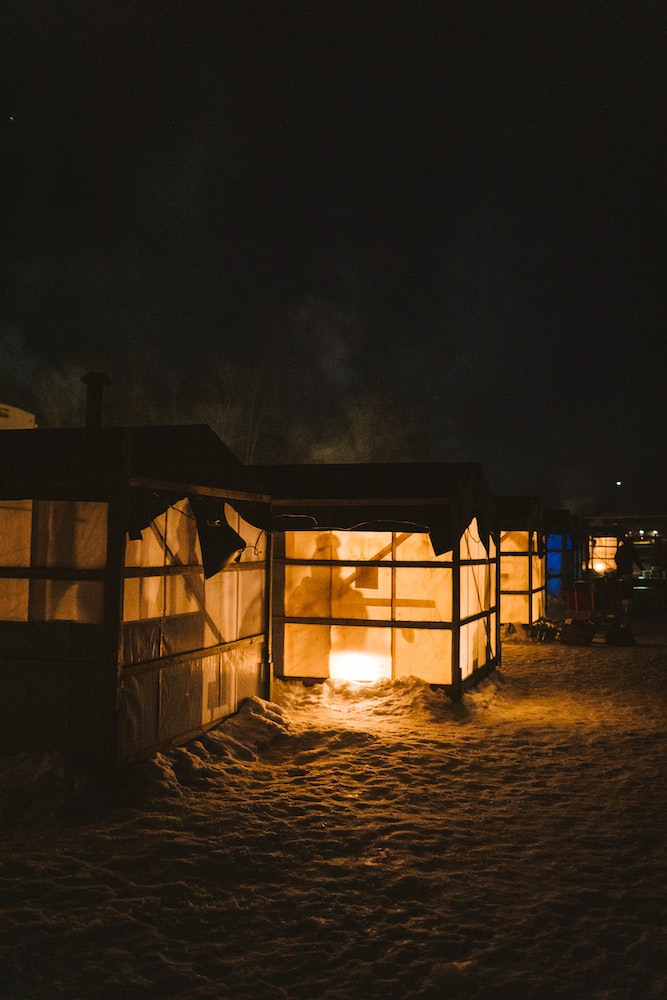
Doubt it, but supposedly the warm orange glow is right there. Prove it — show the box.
[589,536,617,575]
[329,651,392,683]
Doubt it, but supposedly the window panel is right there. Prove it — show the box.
[333,530,394,562]
[393,532,439,561]
[285,564,332,617]
[501,555,529,590]
[202,571,224,645]
[165,572,203,616]
[165,500,200,566]
[547,551,563,574]
[0,500,32,566]
[123,576,164,622]
[219,570,239,640]
[32,501,107,568]
[460,618,490,679]
[461,563,489,620]
[125,517,167,568]
[0,578,29,620]
[394,627,452,684]
[501,592,530,624]
[331,565,390,621]
[283,623,331,677]
[501,530,529,553]
[285,532,319,560]
[238,567,265,638]
[35,580,105,624]
[394,566,451,621]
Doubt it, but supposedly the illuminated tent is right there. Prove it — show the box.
[544,508,584,616]
[585,512,667,614]
[0,425,269,773]
[241,463,499,699]
[588,533,619,575]
[499,496,546,625]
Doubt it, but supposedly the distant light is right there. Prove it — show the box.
[639,530,645,535]
[653,530,659,536]
[616,481,622,487]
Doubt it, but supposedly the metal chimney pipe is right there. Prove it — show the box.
[81,372,110,429]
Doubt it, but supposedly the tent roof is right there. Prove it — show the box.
[240,462,496,555]
[0,426,267,577]
[499,495,544,528]
[243,462,489,500]
[0,425,246,498]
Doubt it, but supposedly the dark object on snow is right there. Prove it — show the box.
[605,622,637,646]
[522,617,559,642]
[559,618,596,645]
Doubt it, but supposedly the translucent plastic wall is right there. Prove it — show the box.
[0,499,107,623]
[546,531,576,614]
[499,529,546,624]
[120,500,267,762]
[459,519,496,680]
[547,533,564,597]
[278,518,496,686]
[123,500,265,663]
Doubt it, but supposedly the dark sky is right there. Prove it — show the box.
[2,0,666,511]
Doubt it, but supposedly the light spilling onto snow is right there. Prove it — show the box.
[328,650,392,683]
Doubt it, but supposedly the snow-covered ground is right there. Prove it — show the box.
[2,613,666,999]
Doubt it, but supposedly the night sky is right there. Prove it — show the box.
[2,1,666,511]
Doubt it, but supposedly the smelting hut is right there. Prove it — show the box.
[544,508,583,616]
[0,424,269,773]
[243,463,500,700]
[499,496,547,626]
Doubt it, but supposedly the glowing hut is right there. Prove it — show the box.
[243,463,499,699]
[544,508,583,616]
[499,496,546,625]
[585,513,667,613]
[0,424,269,772]
[588,533,619,575]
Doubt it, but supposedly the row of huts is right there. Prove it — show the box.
[0,400,597,774]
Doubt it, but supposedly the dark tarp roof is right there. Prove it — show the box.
[239,463,496,556]
[0,426,259,578]
[0,430,498,564]
[0,425,242,494]
[499,495,543,528]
